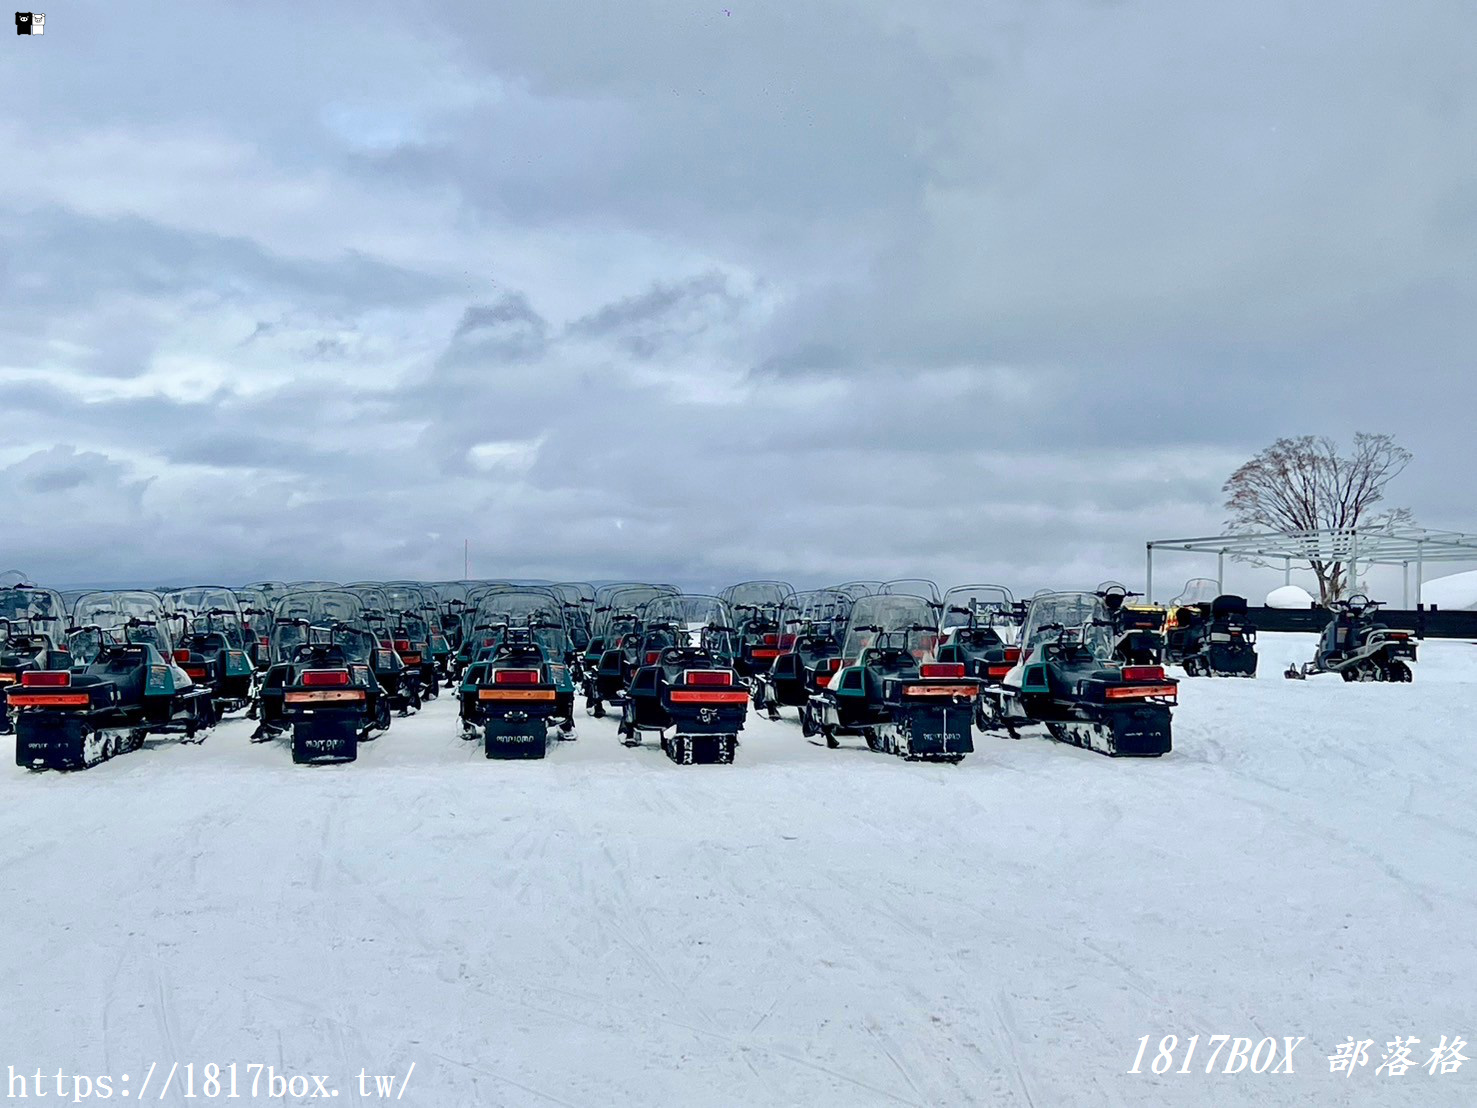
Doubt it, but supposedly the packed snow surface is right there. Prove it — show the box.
[4,633,1476,1106]
[1421,568,1477,611]
[1265,584,1316,609]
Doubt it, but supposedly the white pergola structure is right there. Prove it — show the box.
[1144,527,1477,607]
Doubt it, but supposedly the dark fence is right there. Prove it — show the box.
[1247,606,1477,639]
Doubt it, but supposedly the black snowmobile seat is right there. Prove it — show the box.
[1210,595,1248,619]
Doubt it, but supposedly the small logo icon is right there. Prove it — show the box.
[15,11,42,34]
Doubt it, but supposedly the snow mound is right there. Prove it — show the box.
[1421,568,1477,610]
[1265,584,1315,608]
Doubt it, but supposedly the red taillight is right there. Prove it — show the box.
[173,650,192,664]
[986,665,1012,678]
[394,639,412,652]
[763,633,778,646]
[1122,665,1165,682]
[494,669,541,684]
[1106,684,1177,700]
[1003,647,1021,664]
[21,670,70,687]
[815,672,833,688]
[644,651,661,665]
[920,662,966,679]
[302,669,351,687]
[259,636,269,647]
[183,666,207,680]
[779,634,796,649]
[819,657,842,673]
[685,670,733,686]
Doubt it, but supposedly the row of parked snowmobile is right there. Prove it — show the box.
[0,577,459,769]
[1,570,1419,772]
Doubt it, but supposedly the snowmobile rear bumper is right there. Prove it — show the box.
[892,702,975,758]
[12,713,138,770]
[484,715,551,759]
[1206,643,1257,677]
[291,715,358,764]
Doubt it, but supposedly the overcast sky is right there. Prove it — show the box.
[3,0,1473,597]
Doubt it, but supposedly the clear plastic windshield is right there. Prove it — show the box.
[940,585,1015,632]
[593,585,678,639]
[0,586,67,626]
[1019,592,1114,662]
[1173,578,1220,607]
[841,595,941,662]
[273,590,366,627]
[720,581,796,619]
[473,589,570,657]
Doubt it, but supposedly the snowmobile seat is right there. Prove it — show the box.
[1210,595,1247,620]
[88,649,149,701]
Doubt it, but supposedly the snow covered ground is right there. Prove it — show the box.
[4,633,1476,1106]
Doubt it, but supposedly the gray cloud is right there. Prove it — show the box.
[0,0,1471,599]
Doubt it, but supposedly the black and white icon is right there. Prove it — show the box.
[15,11,32,34]
[30,10,41,32]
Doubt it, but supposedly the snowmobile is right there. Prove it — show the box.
[804,594,977,763]
[163,589,258,711]
[0,615,70,734]
[10,617,217,770]
[978,592,1177,757]
[0,585,71,732]
[459,628,577,758]
[253,591,392,760]
[752,591,851,719]
[1285,595,1415,682]
[457,589,578,755]
[721,581,797,679]
[254,622,389,763]
[582,584,677,715]
[934,585,1022,728]
[1166,594,1258,676]
[1096,583,1166,666]
[617,643,748,764]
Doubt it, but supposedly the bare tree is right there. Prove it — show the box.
[1223,433,1413,605]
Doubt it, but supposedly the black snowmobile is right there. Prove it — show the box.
[804,595,978,763]
[1165,594,1258,676]
[0,590,72,733]
[1096,583,1167,666]
[252,596,392,762]
[254,628,389,763]
[10,621,217,770]
[457,590,578,756]
[617,645,748,764]
[1285,595,1415,682]
[459,630,576,758]
[979,592,1177,757]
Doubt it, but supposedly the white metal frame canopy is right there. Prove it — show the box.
[1144,527,1477,607]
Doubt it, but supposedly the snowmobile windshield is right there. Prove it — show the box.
[841,596,941,662]
[881,579,942,603]
[474,590,569,657]
[941,586,1015,632]
[332,625,376,664]
[593,585,676,639]
[1172,579,1220,607]
[640,595,735,649]
[72,591,167,631]
[0,570,33,589]
[0,586,67,625]
[273,590,365,627]
[66,627,118,665]
[1019,592,1115,662]
[721,581,796,616]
